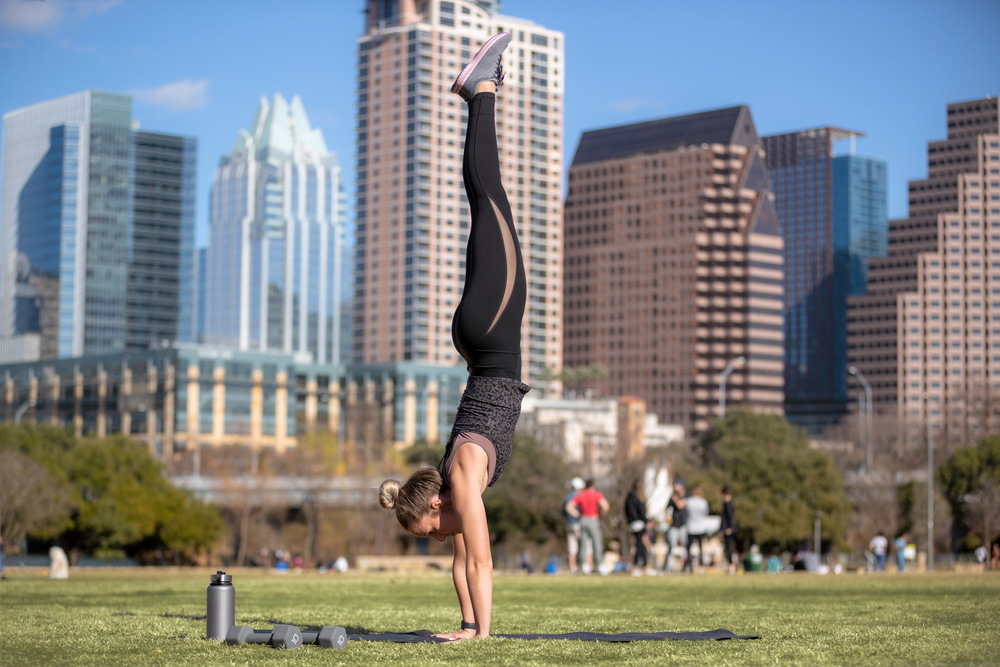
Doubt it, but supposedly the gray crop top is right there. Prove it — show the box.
[439,431,496,488]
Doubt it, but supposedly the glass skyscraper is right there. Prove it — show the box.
[204,94,345,364]
[128,130,197,350]
[763,129,887,430]
[1,90,196,363]
[832,156,888,296]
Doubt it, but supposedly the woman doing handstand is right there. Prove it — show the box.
[378,32,528,641]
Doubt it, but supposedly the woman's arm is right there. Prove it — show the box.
[450,443,493,637]
[449,534,475,634]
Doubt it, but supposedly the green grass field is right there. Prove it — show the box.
[2,568,999,666]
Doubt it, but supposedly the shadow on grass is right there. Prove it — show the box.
[159,611,374,635]
[252,618,374,635]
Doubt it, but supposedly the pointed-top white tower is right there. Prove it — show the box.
[205,94,345,364]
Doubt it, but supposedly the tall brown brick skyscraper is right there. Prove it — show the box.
[564,106,784,434]
[353,0,564,392]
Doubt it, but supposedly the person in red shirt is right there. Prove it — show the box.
[565,479,610,574]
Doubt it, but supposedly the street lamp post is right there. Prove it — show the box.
[815,511,822,560]
[857,393,867,469]
[849,366,874,472]
[926,395,935,573]
[719,356,746,419]
[14,399,36,425]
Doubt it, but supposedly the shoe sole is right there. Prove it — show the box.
[451,32,510,96]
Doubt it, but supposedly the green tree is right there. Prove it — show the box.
[938,435,1000,510]
[158,495,226,560]
[483,434,575,549]
[698,410,850,550]
[938,435,1000,552]
[541,364,608,396]
[400,438,446,467]
[1,426,224,562]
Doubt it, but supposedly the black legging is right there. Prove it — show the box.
[683,533,705,572]
[451,93,526,380]
[633,530,648,569]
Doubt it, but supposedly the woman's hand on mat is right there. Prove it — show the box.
[434,628,477,641]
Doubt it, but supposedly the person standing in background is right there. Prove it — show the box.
[566,479,610,574]
[683,485,709,573]
[720,485,737,574]
[869,532,888,572]
[624,478,650,574]
[562,477,586,574]
[663,481,688,573]
[894,534,908,573]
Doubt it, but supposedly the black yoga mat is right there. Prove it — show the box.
[348,628,758,643]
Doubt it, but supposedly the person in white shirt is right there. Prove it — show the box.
[682,486,710,573]
[869,533,888,572]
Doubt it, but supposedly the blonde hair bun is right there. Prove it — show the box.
[379,479,401,510]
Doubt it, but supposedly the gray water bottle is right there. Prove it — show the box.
[206,571,235,640]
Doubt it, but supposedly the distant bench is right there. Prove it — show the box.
[355,555,452,573]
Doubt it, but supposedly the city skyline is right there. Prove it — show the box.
[1,0,997,253]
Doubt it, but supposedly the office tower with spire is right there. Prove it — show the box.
[354,0,564,391]
[848,97,1000,445]
[204,94,345,364]
[1,90,196,363]
[564,106,785,434]
[763,129,887,430]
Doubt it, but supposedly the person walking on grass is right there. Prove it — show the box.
[682,485,709,573]
[566,479,610,574]
[720,485,737,575]
[869,532,888,572]
[378,32,529,642]
[624,478,650,574]
[563,477,586,574]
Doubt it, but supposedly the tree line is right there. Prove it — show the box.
[0,425,223,564]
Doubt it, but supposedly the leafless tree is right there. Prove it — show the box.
[904,482,953,556]
[271,432,341,567]
[0,449,72,549]
[220,461,282,567]
[964,480,1000,570]
[845,472,899,551]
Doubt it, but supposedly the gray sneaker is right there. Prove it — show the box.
[451,32,510,101]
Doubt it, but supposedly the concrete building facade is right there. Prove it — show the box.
[563,106,784,434]
[353,0,564,392]
[517,394,683,476]
[848,97,1000,444]
[0,347,478,472]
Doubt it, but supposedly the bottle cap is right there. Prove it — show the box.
[210,571,232,584]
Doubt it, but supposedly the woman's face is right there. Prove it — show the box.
[409,498,461,542]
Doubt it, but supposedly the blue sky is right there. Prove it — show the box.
[1,0,998,248]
